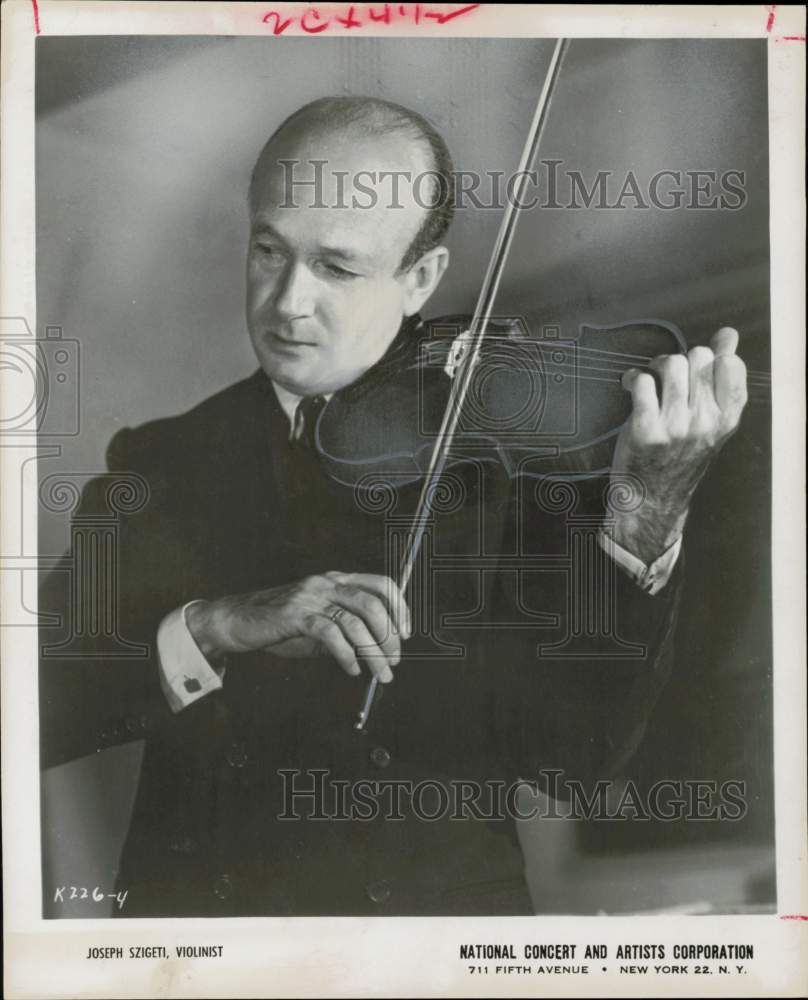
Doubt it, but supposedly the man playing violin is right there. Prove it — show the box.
[39,96,748,916]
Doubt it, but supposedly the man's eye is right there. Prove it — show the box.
[318,261,359,281]
[254,243,284,261]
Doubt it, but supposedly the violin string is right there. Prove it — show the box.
[534,369,769,398]
[553,339,771,370]
[551,343,772,381]
[443,330,773,378]
[483,363,769,400]
[526,350,772,385]
[558,364,770,388]
[497,357,771,388]
[571,341,770,369]
[547,370,770,398]
[476,339,772,382]
[537,355,770,383]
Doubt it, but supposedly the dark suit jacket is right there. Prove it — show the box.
[39,316,683,917]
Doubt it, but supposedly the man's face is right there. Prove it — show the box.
[246,127,437,397]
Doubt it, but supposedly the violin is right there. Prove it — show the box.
[314,312,770,492]
[306,39,770,729]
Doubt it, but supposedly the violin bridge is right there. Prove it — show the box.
[444,328,476,379]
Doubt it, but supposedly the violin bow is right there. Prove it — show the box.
[354,38,571,730]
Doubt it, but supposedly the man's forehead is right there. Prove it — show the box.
[263,118,427,175]
[251,129,431,262]
[253,123,432,209]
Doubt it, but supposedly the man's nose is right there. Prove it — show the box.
[272,261,316,320]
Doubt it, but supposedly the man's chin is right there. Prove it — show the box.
[255,352,325,396]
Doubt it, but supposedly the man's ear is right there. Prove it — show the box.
[400,246,450,317]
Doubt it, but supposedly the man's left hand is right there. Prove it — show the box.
[608,326,748,564]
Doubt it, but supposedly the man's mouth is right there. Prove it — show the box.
[269,332,318,351]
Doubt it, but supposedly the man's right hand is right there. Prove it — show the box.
[185,572,410,684]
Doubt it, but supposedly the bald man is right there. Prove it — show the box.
[39,97,747,917]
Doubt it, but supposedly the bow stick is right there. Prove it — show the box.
[354,38,569,730]
[354,38,571,730]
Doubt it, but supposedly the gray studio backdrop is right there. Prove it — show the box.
[37,36,772,916]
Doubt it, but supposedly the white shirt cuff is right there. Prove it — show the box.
[598,530,682,596]
[157,601,225,713]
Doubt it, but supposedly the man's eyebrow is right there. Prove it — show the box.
[314,244,369,264]
[251,223,287,243]
[251,223,373,267]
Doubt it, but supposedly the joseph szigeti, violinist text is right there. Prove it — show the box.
[39,96,749,917]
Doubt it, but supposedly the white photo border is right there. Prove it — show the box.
[1,3,805,997]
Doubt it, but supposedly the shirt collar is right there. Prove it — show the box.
[271,382,334,439]
[271,381,306,428]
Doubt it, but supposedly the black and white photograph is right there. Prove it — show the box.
[2,2,806,997]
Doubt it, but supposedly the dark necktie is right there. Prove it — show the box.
[284,395,333,569]
[291,395,326,452]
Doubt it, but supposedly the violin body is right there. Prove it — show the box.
[314,315,687,489]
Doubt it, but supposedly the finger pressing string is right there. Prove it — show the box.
[710,326,739,357]
[621,367,660,418]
